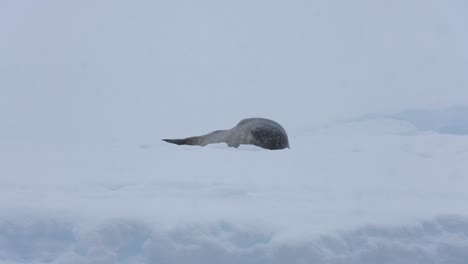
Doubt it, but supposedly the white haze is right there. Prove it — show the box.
[1,1,468,263]
[1,0,467,145]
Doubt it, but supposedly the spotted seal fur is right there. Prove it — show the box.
[163,118,289,150]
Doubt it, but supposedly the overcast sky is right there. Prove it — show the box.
[1,0,467,143]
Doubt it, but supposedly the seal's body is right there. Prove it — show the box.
[163,118,289,150]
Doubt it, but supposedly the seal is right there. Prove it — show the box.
[163,118,289,150]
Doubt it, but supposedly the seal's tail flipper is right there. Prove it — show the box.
[163,130,228,147]
[162,138,189,145]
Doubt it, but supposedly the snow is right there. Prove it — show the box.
[1,119,468,263]
[1,0,468,263]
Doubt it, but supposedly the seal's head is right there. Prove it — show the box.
[250,126,289,150]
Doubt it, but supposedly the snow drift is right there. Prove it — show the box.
[1,215,468,264]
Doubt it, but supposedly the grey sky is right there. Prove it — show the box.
[1,0,467,142]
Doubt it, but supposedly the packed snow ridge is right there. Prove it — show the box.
[1,215,468,264]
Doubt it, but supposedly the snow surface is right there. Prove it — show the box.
[2,119,468,263]
[2,0,468,263]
